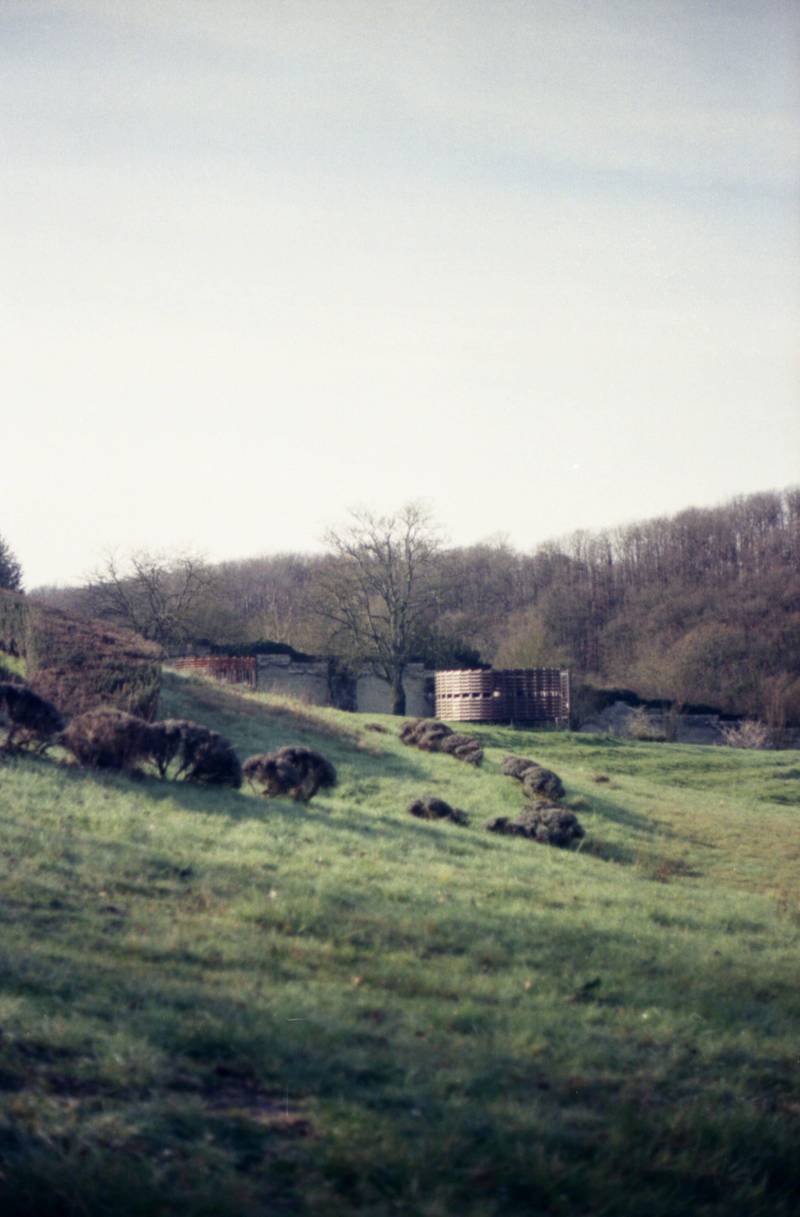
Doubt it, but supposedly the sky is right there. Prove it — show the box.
[2,0,799,587]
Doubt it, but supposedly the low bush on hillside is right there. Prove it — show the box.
[60,708,156,772]
[243,745,336,802]
[400,718,483,765]
[60,709,242,787]
[502,754,566,801]
[486,803,585,846]
[0,682,64,752]
[521,765,565,801]
[172,726,241,787]
[407,795,469,825]
[149,718,225,779]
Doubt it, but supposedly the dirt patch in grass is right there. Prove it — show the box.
[170,1063,314,1137]
[636,852,702,883]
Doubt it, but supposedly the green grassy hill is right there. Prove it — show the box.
[1,672,799,1216]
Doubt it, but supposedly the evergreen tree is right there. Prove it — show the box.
[0,533,22,591]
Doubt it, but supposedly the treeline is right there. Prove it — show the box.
[33,487,800,725]
[445,488,800,724]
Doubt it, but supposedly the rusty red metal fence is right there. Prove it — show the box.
[435,668,570,726]
[171,655,257,688]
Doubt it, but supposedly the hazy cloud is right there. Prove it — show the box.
[2,1,798,584]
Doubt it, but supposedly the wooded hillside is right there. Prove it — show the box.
[33,487,800,724]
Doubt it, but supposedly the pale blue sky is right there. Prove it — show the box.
[2,0,798,586]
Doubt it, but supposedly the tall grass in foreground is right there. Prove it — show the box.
[0,670,798,1216]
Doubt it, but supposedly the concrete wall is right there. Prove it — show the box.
[574,700,800,746]
[575,701,721,742]
[254,654,434,716]
[404,668,435,717]
[255,655,331,705]
[355,666,433,717]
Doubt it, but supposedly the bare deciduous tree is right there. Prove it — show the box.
[319,503,442,715]
[88,550,215,647]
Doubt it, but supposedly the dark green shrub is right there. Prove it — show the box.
[243,745,335,801]
[0,682,64,751]
[151,719,242,787]
[0,534,22,591]
[407,796,469,825]
[60,707,155,771]
[485,804,584,846]
[400,718,483,765]
[502,753,565,800]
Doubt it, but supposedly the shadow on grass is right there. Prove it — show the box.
[2,800,797,1216]
[152,779,499,855]
[160,671,368,747]
[582,790,674,839]
[4,702,799,1214]
[573,789,716,871]
[578,837,638,866]
[472,727,624,752]
[7,744,708,873]
[1,865,792,1070]
[9,750,498,858]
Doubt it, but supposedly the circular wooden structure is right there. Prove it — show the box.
[434,668,570,726]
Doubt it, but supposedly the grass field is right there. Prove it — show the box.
[1,670,799,1216]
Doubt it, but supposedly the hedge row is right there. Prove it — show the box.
[0,590,162,720]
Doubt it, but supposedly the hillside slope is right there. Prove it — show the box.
[1,672,799,1216]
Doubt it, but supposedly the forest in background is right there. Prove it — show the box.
[31,486,800,726]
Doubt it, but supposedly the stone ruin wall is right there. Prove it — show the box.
[254,654,433,717]
[355,670,432,718]
[254,654,330,705]
[575,700,800,747]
